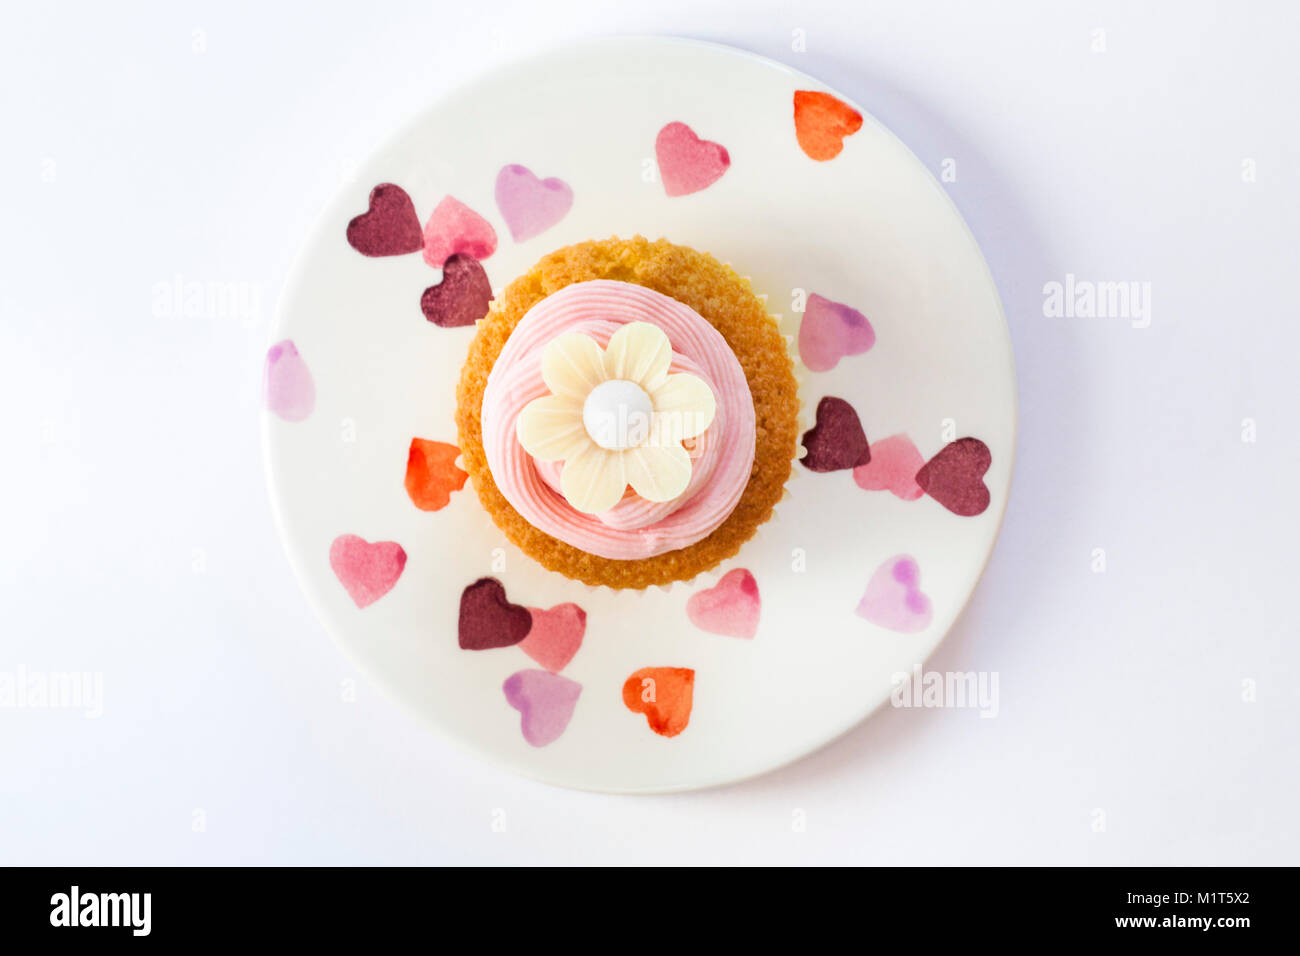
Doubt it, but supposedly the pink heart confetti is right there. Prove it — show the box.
[329,534,407,609]
[799,293,875,372]
[518,603,586,672]
[263,339,315,422]
[854,434,925,501]
[655,121,731,197]
[855,555,932,633]
[686,569,760,639]
[503,669,582,747]
[422,196,497,268]
[495,164,573,242]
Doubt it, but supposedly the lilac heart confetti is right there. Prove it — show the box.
[494,164,573,242]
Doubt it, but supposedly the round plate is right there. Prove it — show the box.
[264,37,1016,793]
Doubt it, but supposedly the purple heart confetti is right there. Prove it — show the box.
[503,669,582,747]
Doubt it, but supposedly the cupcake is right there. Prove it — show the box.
[456,236,799,588]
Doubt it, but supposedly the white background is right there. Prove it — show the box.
[2,0,1297,864]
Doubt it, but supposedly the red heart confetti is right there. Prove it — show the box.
[793,90,863,161]
[404,438,468,511]
[622,667,695,738]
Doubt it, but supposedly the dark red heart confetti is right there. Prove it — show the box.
[421,254,493,328]
[915,438,992,516]
[346,183,424,257]
[458,577,533,650]
[800,396,871,472]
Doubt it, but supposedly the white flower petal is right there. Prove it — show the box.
[541,333,608,400]
[624,442,692,503]
[516,395,589,461]
[603,322,672,391]
[650,373,716,441]
[560,445,627,514]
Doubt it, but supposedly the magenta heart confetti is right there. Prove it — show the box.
[801,396,871,472]
[916,438,992,516]
[420,254,493,327]
[345,183,424,257]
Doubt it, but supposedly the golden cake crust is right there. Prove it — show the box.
[455,236,799,589]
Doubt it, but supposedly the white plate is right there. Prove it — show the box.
[263,37,1016,793]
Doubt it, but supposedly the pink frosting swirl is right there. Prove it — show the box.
[481,280,756,560]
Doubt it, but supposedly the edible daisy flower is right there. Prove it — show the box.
[516,321,716,513]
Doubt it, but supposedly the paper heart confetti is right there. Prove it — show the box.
[916,438,992,516]
[404,438,468,511]
[801,396,871,472]
[495,164,573,242]
[420,254,493,328]
[622,667,695,738]
[503,670,582,747]
[686,569,760,639]
[855,555,932,633]
[793,90,863,161]
[329,534,407,608]
[421,196,497,268]
[853,434,925,501]
[518,603,586,673]
[263,339,315,422]
[655,121,731,197]
[346,183,424,256]
[458,577,533,650]
[799,293,875,372]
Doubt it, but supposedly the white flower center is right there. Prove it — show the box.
[583,379,653,451]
